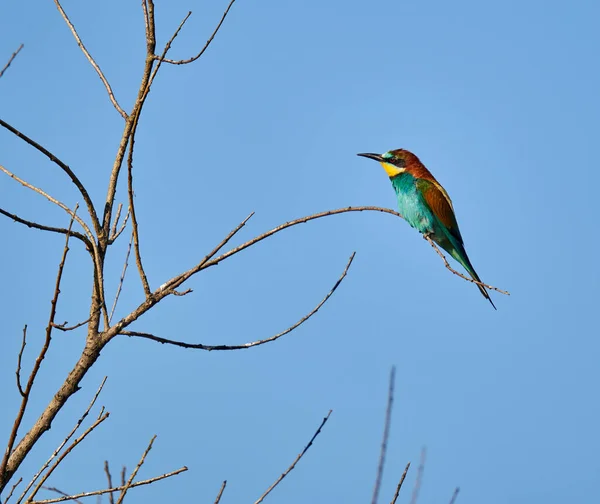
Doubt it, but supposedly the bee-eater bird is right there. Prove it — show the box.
[357,148,496,309]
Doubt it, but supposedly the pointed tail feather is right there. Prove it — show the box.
[449,246,496,310]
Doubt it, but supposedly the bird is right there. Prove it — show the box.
[357,148,496,309]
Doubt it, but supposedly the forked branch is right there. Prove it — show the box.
[120,252,355,350]
[159,0,237,65]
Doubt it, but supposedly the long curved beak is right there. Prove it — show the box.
[357,152,383,162]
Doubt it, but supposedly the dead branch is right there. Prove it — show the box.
[16,378,107,504]
[389,462,410,504]
[39,488,82,504]
[109,209,131,245]
[15,326,27,397]
[53,0,127,118]
[103,462,115,504]
[24,412,110,503]
[254,410,332,504]
[0,44,24,79]
[448,487,460,504]
[0,118,102,238]
[126,123,150,296]
[109,233,133,323]
[27,467,187,504]
[115,435,156,504]
[371,366,396,504]
[109,203,123,239]
[0,165,93,241]
[213,481,227,504]
[423,236,509,295]
[51,318,91,332]
[120,251,355,350]
[159,0,237,65]
[3,477,22,504]
[408,448,426,504]
[0,207,91,248]
[1,208,78,484]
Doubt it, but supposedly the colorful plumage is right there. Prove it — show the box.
[358,148,496,309]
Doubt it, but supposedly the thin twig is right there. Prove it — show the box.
[371,366,396,504]
[27,467,187,504]
[15,326,27,397]
[126,124,150,296]
[109,208,130,244]
[0,43,24,79]
[53,0,126,118]
[448,487,460,504]
[51,318,91,332]
[121,252,355,350]
[40,487,83,504]
[109,203,123,239]
[213,481,227,504]
[159,0,237,65]
[254,411,332,504]
[115,435,157,504]
[3,477,22,504]
[408,448,426,504]
[25,412,110,503]
[109,232,133,323]
[390,462,411,504]
[0,165,93,242]
[18,378,108,504]
[1,208,78,485]
[104,462,115,504]
[423,236,509,295]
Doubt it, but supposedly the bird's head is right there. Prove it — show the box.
[357,148,420,178]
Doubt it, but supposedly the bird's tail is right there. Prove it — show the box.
[447,241,497,310]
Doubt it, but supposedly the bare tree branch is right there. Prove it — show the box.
[3,477,22,504]
[0,118,102,238]
[52,1,127,118]
[0,44,24,79]
[120,251,355,350]
[109,207,130,244]
[103,462,115,504]
[254,410,332,504]
[213,481,227,504]
[423,236,509,295]
[115,435,156,504]
[109,233,133,323]
[126,125,150,296]
[1,208,79,483]
[0,165,93,241]
[159,0,237,65]
[27,467,187,504]
[389,462,410,504]
[0,207,91,248]
[40,487,83,504]
[17,378,108,504]
[408,448,426,504]
[51,318,92,332]
[448,487,460,504]
[23,412,110,502]
[371,366,396,504]
[15,326,27,397]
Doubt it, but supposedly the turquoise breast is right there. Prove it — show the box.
[390,173,436,235]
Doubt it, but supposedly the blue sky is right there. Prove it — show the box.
[1,0,599,502]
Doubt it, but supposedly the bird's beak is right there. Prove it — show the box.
[357,152,384,162]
